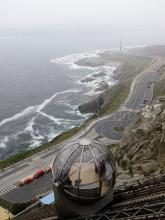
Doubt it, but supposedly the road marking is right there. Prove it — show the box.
[31,159,47,169]
[36,190,53,199]
[0,184,16,196]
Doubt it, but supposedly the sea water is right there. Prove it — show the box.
[0,35,118,159]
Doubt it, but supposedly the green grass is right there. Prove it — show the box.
[153,75,165,98]
[0,54,153,169]
[158,64,165,75]
[117,55,152,82]
[99,55,152,116]
[0,197,31,215]
[152,63,165,100]
[100,81,130,116]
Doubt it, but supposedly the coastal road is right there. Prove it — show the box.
[95,69,161,140]
[0,56,164,203]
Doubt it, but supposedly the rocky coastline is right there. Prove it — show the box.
[76,52,123,114]
[77,51,151,114]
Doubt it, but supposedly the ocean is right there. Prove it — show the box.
[0,35,118,159]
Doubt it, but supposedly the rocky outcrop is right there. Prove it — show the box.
[74,53,120,68]
[78,82,125,113]
[95,81,109,92]
[115,99,165,176]
[78,95,105,114]
[92,71,106,78]
[75,57,105,67]
[80,77,95,83]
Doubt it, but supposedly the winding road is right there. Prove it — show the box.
[0,56,164,203]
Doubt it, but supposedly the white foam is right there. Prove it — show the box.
[24,117,44,140]
[0,89,80,128]
[65,110,77,115]
[0,88,83,153]
[50,50,102,70]
[0,137,9,149]
[47,130,61,141]
[50,45,146,70]
[78,65,118,96]
[51,100,76,110]
[0,128,29,149]
[50,47,122,70]
[51,50,99,64]
[37,89,80,112]
[36,89,81,126]
[38,111,62,125]
[0,106,37,127]
[50,49,119,97]
[24,117,35,134]
[28,140,43,150]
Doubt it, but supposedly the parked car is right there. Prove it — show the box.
[44,166,51,173]
[16,180,24,187]
[33,169,45,179]
[24,177,33,185]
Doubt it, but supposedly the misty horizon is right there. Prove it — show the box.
[0,0,165,46]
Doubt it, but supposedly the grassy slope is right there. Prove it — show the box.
[0,197,31,215]
[153,77,165,97]
[0,55,152,169]
[153,66,165,98]
[100,55,152,115]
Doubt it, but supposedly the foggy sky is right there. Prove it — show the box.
[0,0,164,30]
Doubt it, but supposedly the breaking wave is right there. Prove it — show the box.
[0,47,123,158]
[0,89,80,128]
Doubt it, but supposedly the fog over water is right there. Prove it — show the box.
[0,0,164,158]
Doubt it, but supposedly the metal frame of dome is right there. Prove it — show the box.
[52,139,116,201]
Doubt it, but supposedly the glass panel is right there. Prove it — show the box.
[101,178,111,196]
[79,161,100,186]
[52,138,117,200]
[61,146,82,182]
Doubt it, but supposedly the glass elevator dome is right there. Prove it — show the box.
[52,139,117,201]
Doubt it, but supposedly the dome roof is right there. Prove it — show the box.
[52,138,116,201]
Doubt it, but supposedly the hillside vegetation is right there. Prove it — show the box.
[153,66,165,97]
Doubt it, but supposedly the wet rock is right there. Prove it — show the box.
[81,77,95,83]
[95,81,109,92]
[78,95,105,114]
[92,71,106,78]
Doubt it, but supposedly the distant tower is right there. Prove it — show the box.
[120,37,122,52]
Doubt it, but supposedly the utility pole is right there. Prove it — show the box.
[97,97,104,137]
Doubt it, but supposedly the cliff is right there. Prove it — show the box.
[115,72,165,176]
[78,82,126,113]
